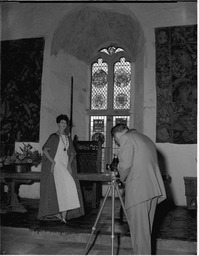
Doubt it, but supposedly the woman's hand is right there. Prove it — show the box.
[67,164,72,174]
[50,161,56,173]
[43,148,55,173]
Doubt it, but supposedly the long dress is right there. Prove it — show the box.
[38,133,85,219]
[54,135,80,212]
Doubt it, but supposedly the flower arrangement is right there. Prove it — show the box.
[0,143,42,168]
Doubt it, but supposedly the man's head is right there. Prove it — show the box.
[111,123,129,146]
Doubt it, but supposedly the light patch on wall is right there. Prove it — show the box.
[181,6,188,23]
[19,183,40,199]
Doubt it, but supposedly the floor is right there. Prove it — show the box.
[0,198,197,255]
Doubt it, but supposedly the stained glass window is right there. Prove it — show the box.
[113,58,131,110]
[89,45,133,172]
[100,46,124,55]
[91,58,108,110]
[112,116,130,156]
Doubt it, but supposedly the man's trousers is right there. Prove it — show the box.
[126,197,158,255]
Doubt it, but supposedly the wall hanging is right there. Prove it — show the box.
[155,25,197,144]
[1,37,45,154]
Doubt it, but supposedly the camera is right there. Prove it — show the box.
[106,155,125,189]
[106,155,120,177]
[110,155,119,172]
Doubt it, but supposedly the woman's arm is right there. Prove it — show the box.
[43,147,56,173]
[67,137,76,174]
[68,137,76,163]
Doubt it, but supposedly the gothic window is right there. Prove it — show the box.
[89,45,134,172]
[91,58,108,110]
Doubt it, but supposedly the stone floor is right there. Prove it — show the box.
[0,198,197,255]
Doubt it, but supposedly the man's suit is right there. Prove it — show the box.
[118,129,166,254]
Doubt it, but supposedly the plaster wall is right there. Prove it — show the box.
[41,50,90,145]
[1,2,197,205]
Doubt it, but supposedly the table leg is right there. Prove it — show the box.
[6,180,27,213]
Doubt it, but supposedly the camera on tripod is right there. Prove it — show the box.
[106,154,120,177]
[85,156,128,255]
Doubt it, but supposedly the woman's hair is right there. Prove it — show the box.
[111,123,129,136]
[56,114,69,125]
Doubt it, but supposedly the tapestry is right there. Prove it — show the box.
[0,37,45,148]
[155,25,197,144]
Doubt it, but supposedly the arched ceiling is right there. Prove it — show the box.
[51,6,144,63]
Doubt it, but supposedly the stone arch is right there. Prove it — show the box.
[51,5,145,63]
[51,4,145,132]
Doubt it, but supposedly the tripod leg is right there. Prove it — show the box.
[115,185,130,226]
[84,185,112,255]
[111,185,115,255]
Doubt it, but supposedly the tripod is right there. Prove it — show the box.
[84,171,130,255]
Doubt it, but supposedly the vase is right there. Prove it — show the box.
[15,163,31,173]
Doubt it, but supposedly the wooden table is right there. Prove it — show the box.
[0,171,112,213]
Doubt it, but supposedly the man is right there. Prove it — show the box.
[111,124,166,255]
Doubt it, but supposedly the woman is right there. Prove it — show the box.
[38,114,84,222]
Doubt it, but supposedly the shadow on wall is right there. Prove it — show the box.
[152,150,176,255]
[157,149,175,208]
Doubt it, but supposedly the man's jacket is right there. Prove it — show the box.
[118,130,166,209]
